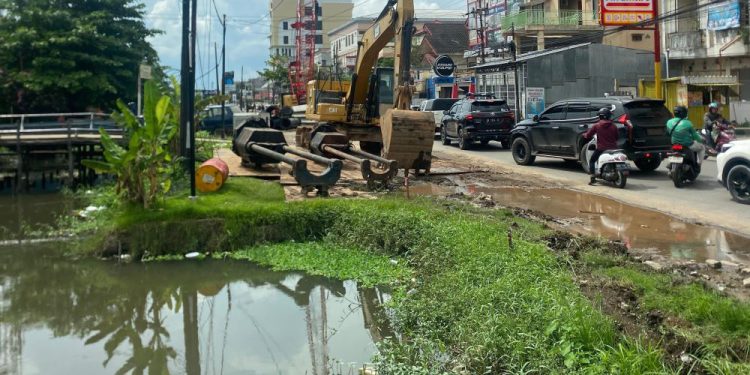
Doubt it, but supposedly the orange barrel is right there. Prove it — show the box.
[196,158,229,192]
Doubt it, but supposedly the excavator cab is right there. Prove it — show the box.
[365,67,394,119]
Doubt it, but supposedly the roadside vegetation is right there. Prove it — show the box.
[62,177,750,374]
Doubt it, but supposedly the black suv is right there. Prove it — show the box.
[510,97,673,172]
[440,97,515,150]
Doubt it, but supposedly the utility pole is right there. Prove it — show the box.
[240,65,244,110]
[189,0,197,198]
[511,23,521,120]
[477,0,486,64]
[180,0,190,158]
[214,43,220,94]
[653,1,662,99]
[220,14,227,138]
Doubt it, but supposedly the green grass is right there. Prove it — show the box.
[69,179,750,373]
[226,242,411,287]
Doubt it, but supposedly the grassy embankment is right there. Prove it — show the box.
[73,178,750,374]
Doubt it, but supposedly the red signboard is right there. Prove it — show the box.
[600,0,654,26]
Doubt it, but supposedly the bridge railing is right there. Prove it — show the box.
[0,113,122,134]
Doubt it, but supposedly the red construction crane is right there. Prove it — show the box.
[288,0,318,105]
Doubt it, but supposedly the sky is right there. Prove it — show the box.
[141,0,466,90]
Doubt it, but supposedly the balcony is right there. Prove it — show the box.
[668,31,703,51]
[500,10,600,30]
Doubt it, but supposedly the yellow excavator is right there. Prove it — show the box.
[296,0,434,173]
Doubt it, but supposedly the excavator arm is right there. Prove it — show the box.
[347,0,415,115]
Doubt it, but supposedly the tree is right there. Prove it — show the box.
[258,55,290,100]
[0,0,161,113]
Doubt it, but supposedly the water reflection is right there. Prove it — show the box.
[0,193,75,241]
[0,245,390,374]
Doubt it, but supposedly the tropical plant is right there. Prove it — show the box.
[83,80,177,208]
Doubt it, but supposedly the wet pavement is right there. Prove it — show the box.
[408,181,750,265]
[0,245,388,374]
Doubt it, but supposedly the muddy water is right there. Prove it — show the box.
[0,193,76,240]
[0,245,389,374]
[409,183,750,264]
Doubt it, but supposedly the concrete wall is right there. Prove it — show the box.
[526,44,653,105]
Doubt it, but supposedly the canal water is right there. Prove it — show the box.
[0,194,389,374]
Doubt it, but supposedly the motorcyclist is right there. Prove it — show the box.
[583,107,620,185]
[667,105,705,163]
[703,102,725,149]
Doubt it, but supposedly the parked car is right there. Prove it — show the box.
[420,98,460,132]
[199,105,233,135]
[509,97,672,172]
[440,97,515,150]
[717,140,750,204]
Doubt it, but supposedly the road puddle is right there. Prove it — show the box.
[408,182,750,264]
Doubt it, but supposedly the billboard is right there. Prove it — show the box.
[600,0,654,26]
[526,87,545,119]
[707,0,740,31]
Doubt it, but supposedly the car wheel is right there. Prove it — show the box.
[511,137,535,165]
[727,164,750,204]
[458,128,471,150]
[500,140,510,149]
[634,157,661,172]
[441,125,451,145]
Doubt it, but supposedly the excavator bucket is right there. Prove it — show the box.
[380,108,435,174]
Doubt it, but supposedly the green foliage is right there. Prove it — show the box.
[257,54,290,94]
[377,57,395,68]
[0,0,160,113]
[228,242,411,288]
[82,81,177,208]
[600,266,750,340]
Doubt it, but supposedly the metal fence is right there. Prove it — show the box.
[0,113,118,132]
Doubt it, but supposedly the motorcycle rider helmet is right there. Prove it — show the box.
[597,107,612,120]
[709,102,719,112]
[674,105,688,119]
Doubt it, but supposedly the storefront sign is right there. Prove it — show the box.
[600,0,654,26]
[526,87,545,119]
[707,0,740,30]
[433,55,456,77]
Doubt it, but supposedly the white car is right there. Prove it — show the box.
[420,98,459,132]
[717,139,750,204]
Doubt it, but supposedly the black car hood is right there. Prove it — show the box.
[516,119,536,126]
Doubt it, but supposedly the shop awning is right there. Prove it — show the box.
[681,76,739,86]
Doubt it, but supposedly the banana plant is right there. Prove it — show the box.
[83,80,177,208]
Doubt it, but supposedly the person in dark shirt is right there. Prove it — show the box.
[702,102,724,149]
[583,107,620,185]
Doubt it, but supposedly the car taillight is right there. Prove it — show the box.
[466,114,474,121]
[672,144,683,151]
[645,153,652,158]
[616,113,628,123]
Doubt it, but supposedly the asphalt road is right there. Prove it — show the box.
[433,140,750,237]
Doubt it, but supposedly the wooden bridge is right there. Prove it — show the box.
[0,113,124,191]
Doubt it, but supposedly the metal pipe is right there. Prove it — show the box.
[348,147,391,164]
[248,144,298,165]
[283,146,336,165]
[321,145,365,163]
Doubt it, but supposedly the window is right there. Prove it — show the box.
[471,100,510,112]
[565,104,594,120]
[540,105,566,120]
[315,35,323,44]
[631,33,643,42]
[317,21,322,30]
[283,21,288,30]
[283,36,288,44]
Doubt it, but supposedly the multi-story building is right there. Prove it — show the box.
[328,17,373,72]
[269,0,353,60]
[662,0,749,123]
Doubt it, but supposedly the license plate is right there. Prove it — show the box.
[646,128,664,136]
[668,156,683,163]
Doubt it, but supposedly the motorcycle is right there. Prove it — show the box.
[584,136,629,188]
[701,121,736,156]
[667,143,701,188]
